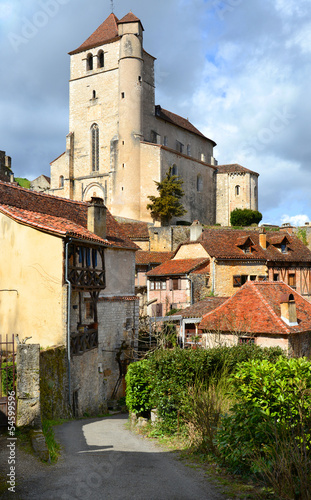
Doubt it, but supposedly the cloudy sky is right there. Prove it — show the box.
[0,0,310,225]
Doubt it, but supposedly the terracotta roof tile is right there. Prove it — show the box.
[146,258,209,277]
[191,228,311,262]
[136,251,174,265]
[118,12,142,25]
[199,281,311,334]
[0,181,137,250]
[156,106,216,145]
[69,13,120,55]
[179,297,228,319]
[117,221,150,240]
[216,164,259,176]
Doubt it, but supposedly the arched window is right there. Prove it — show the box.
[197,174,203,192]
[97,50,104,68]
[91,124,99,171]
[87,53,93,71]
[235,185,240,196]
[59,175,64,188]
[172,164,178,177]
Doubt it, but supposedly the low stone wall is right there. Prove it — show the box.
[40,346,70,420]
[16,344,41,428]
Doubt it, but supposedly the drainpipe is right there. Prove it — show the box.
[65,240,72,408]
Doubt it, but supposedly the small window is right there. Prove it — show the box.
[172,164,178,177]
[250,275,256,281]
[85,300,94,320]
[197,174,203,192]
[155,281,161,290]
[59,175,64,188]
[171,278,180,290]
[235,185,240,196]
[281,243,287,253]
[187,144,191,156]
[87,53,93,71]
[150,281,155,290]
[91,123,99,172]
[288,273,296,288]
[244,246,251,254]
[239,337,255,344]
[163,136,168,146]
[92,90,96,99]
[161,281,167,290]
[98,50,104,68]
[200,153,206,162]
[176,141,184,153]
[233,275,248,287]
[273,273,279,282]
[121,92,125,99]
[138,75,142,84]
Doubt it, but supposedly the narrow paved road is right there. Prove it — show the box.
[2,414,227,499]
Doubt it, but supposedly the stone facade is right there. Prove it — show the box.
[49,12,257,226]
[30,175,50,193]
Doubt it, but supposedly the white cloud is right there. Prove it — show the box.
[280,214,310,227]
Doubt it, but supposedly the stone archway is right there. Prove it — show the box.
[83,183,105,202]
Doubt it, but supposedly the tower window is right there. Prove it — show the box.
[59,175,64,188]
[197,174,203,192]
[98,50,104,68]
[235,185,240,196]
[93,90,96,99]
[91,124,99,172]
[87,53,93,71]
[121,92,125,99]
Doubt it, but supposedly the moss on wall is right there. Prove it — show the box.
[40,346,71,420]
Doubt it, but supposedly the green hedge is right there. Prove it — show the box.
[126,345,285,432]
[1,362,16,395]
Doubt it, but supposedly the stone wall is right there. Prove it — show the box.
[215,260,267,296]
[149,226,190,252]
[16,344,41,428]
[39,346,70,420]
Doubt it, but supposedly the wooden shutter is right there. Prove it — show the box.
[233,275,242,287]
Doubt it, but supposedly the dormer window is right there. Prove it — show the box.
[236,236,254,254]
[281,243,287,253]
[87,53,93,71]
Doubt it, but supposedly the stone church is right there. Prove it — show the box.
[50,12,259,226]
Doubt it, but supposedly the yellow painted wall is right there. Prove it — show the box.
[0,214,65,347]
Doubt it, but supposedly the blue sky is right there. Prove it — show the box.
[0,0,311,225]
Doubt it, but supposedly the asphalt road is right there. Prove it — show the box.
[1,414,228,500]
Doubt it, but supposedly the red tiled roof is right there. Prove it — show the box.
[216,164,259,176]
[118,13,142,25]
[118,221,149,240]
[178,297,228,319]
[199,281,311,334]
[0,181,137,250]
[146,258,209,277]
[136,251,174,265]
[190,229,311,263]
[156,106,217,145]
[69,13,120,55]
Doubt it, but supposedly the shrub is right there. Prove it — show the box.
[1,362,16,395]
[217,357,311,476]
[230,208,262,226]
[125,359,152,416]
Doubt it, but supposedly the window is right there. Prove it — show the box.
[162,281,167,290]
[197,174,203,192]
[235,185,240,196]
[163,136,168,146]
[172,164,178,177]
[92,90,96,99]
[281,243,287,253]
[59,175,64,188]
[273,273,279,281]
[187,144,191,156]
[239,337,255,344]
[155,281,161,290]
[171,278,180,290]
[250,275,256,281]
[150,281,155,290]
[176,141,184,153]
[91,124,99,171]
[87,53,93,71]
[200,153,206,162]
[233,275,248,287]
[288,273,296,288]
[97,50,104,68]
[121,92,125,98]
[85,300,94,320]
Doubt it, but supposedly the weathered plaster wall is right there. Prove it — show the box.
[0,214,66,347]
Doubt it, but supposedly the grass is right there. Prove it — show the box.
[14,177,31,189]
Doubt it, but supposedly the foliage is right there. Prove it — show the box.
[230,208,262,226]
[42,419,61,463]
[1,362,16,395]
[125,359,152,416]
[297,227,308,246]
[147,166,187,225]
[126,344,284,433]
[217,357,311,477]
[14,177,31,189]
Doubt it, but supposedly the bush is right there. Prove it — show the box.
[230,208,262,226]
[125,359,152,416]
[217,357,311,476]
[1,362,16,395]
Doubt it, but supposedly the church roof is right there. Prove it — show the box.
[69,13,120,55]
[216,164,259,176]
[155,106,217,146]
[0,181,137,250]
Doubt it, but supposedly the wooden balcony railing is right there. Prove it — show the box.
[70,328,98,356]
[68,267,105,290]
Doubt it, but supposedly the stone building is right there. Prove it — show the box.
[0,181,138,415]
[50,11,258,226]
[30,174,50,193]
[0,150,14,183]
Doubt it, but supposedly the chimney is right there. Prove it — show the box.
[87,197,106,239]
[259,228,266,249]
[280,293,298,326]
[190,220,203,241]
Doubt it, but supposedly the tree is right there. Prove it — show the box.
[147,167,187,225]
[230,208,262,227]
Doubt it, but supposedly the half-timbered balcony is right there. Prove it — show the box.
[68,243,105,291]
[68,267,105,289]
[71,328,98,356]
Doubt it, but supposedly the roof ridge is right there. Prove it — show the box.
[252,282,290,334]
